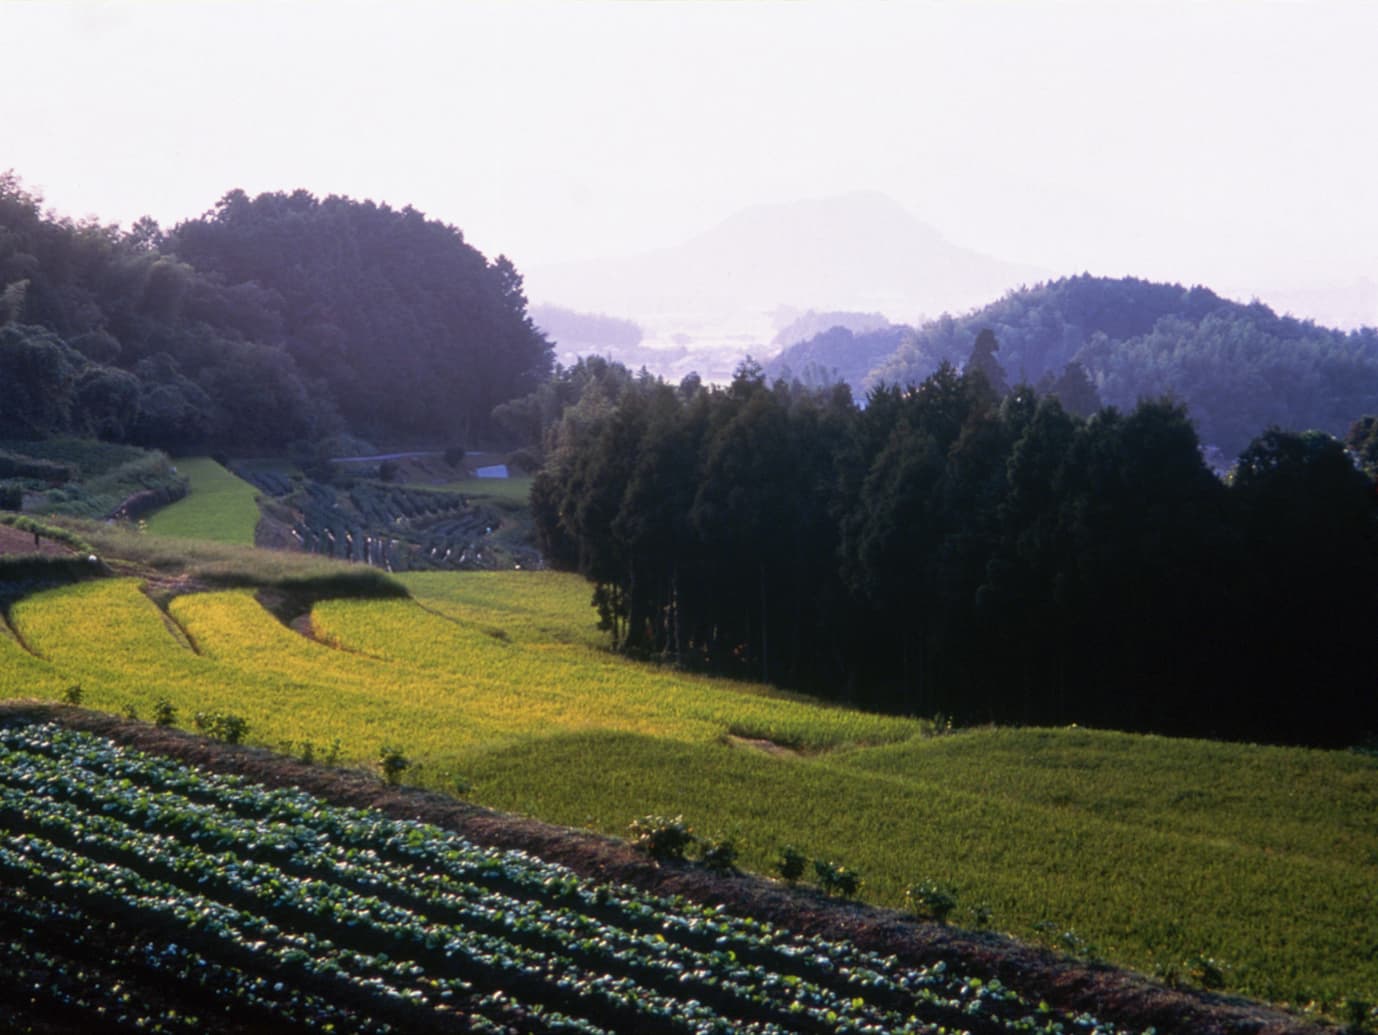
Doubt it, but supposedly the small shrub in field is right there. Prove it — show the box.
[194,711,249,745]
[377,744,413,785]
[1187,953,1227,991]
[61,684,83,706]
[699,837,738,873]
[969,902,993,929]
[444,445,466,468]
[814,858,861,898]
[905,880,959,924]
[1343,997,1373,1033]
[322,738,342,766]
[152,697,177,727]
[629,814,695,861]
[121,702,139,720]
[776,844,807,884]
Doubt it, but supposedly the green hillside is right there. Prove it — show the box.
[0,566,1373,1015]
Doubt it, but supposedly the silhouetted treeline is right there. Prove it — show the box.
[0,173,551,450]
[533,358,1378,748]
[773,274,1378,458]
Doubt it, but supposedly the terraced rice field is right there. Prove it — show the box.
[0,570,1374,1015]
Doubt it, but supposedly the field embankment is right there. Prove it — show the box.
[0,567,1372,1020]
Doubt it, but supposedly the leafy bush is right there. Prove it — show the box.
[1343,997,1373,1033]
[0,483,21,510]
[776,844,807,884]
[628,814,695,861]
[1187,953,1227,991]
[152,697,177,727]
[60,684,83,706]
[904,880,959,924]
[377,744,413,785]
[813,858,861,898]
[193,710,249,745]
[0,448,71,482]
[698,837,738,873]
[444,445,466,468]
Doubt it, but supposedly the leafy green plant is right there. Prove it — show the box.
[193,710,249,745]
[698,837,738,873]
[1343,996,1373,1033]
[969,902,994,929]
[152,697,177,727]
[776,844,807,884]
[121,702,139,721]
[377,744,413,785]
[629,814,695,861]
[1187,952,1227,991]
[60,684,83,706]
[814,858,861,898]
[904,880,959,924]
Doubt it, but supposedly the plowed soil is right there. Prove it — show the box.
[0,524,74,558]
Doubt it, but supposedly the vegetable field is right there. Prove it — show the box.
[0,720,1140,1035]
[1,570,1374,1016]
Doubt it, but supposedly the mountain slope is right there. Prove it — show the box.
[525,191,1045,334]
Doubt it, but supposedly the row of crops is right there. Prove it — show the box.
[0,720,1144,1034]
[234,465,501,571]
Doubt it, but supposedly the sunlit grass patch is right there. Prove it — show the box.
[144,457,261,545]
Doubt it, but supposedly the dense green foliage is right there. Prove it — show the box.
[0,172,551,450]
[0,437,187,520]
[532,359,1378,747]
[170,189,552,443]
[772,275,1378,457]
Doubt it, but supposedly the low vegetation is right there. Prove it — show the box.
[0,565,1373,1016]
[144,457,261,545]
[0,437,187,520]
[0,720,1144,1034]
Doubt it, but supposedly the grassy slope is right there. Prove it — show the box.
[0,568,1373,1013]
[143,457,260,545]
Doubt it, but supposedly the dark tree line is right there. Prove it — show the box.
[0,173,551,451]
[533,350,1378,748]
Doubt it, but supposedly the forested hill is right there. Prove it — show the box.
[772,274,1378,457]
[0,174,552,451]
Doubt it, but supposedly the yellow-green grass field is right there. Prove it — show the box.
[143,457,261,545]
[1,569,1374,1015]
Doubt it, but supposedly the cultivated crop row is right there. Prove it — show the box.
[0,721,1143,1034]
[284,482,498,571]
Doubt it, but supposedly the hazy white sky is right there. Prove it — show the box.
[5,0,1376,302]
